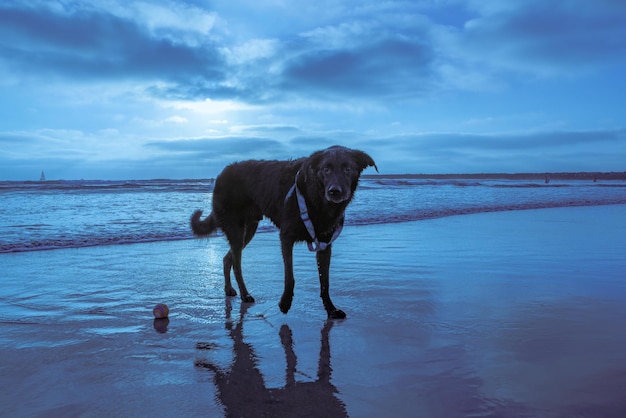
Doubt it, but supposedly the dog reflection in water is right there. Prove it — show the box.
[194,302,347,417]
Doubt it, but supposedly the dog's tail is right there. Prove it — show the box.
[190,210,218,237]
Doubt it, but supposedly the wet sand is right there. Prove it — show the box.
[1,205,626,417]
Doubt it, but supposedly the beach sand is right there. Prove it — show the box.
[2,205,626,417]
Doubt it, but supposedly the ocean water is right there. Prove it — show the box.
[1,176,625,253]
[2,177,626,417]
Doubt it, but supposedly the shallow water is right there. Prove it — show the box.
[1,205,626,417]
[2,176,625,253]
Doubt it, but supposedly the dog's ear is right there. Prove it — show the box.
[308,150,325,168]
[303,150,325,182]
[352,150,378,173]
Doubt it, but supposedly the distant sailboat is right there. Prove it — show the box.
[40,170,46,181]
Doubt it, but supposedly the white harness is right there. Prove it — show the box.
[284,171,344,252]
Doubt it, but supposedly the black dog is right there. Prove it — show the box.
[190,145,377,319]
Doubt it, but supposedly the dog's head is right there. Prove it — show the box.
[306,146,378,204]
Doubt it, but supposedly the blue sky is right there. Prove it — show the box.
[1,0,625,180]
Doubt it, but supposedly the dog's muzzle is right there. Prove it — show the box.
[326,186,349,203]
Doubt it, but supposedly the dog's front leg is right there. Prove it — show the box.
[279,237,295,314]
[317,246,346,319]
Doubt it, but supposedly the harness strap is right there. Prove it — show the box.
[285,171,344,252]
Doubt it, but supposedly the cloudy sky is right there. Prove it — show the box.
[1,0,625,180]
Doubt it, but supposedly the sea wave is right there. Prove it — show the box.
[1,176,625,254]
[2,201,625,254]
[0,179,215,194]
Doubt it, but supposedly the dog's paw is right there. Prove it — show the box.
[242,294,255,303]
[225,287,237,297]
[328,309,346,319]
[278,299,292,314]
[278,294,293,314]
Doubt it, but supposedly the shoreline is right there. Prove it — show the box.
[2,204,626,417]
[4,170,626,183]
[364,171,626,181]
[3,201,626,255]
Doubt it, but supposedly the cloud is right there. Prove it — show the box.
[0,2,224,83]
[1,1,625,180]
[0,130,78,157]
[144,134,372,167]
[361,129,626,161]
[3,0,624,105]
[128,0,218,40]
[0,132,39,145]
[267,13,443,101]
[0,130,105,180]
[88,4,449,103]
[404,129,626,151]
[358,128,626,173]
[0,128,153,168]
[223,0,626,101]
[231,125,302,136]
[463,0,626,75]
[282,38,434,98]
[3,127,624,180]
[163,116,188,124]
[144,137,289,160]
[131,115,189,127]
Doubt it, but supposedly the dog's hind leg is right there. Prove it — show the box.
[231,248,255,303]
[222,222,256,303]
[222,250,237,297]
[222,221,259,297]
[317,246,346,319]
[242,221,259,249]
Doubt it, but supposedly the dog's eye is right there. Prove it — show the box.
[343,166,352,173]
[323,167,332,174]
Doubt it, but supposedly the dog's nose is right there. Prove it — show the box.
[327,186,343,197]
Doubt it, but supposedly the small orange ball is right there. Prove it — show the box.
[153,303,169,319]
